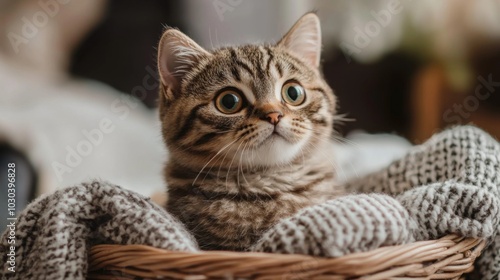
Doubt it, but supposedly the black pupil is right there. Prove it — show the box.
[221,93,239,110]
[287,86,300,101]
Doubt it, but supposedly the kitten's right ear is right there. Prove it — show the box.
[157,28,210,98]
[277,13,322,68]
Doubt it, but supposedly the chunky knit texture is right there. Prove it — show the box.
[251,194,417,257]
[0,181,198,280]
[0,126,498,280]
[348,126,500,280]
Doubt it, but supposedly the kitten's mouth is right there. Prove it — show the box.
[272,127,281,135]
[270,131,283,138]
[262,129,285,144]
[253,125,292,149]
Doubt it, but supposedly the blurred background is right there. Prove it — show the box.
[1,0,500,230]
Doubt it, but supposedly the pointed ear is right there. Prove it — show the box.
[157,28,210,96]
[277,13,322,68]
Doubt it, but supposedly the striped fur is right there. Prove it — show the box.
[157,13,343,251]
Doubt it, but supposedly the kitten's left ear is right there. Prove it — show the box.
[277,13,322,68]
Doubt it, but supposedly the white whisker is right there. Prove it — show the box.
[226,139,246,189]
[192,138,239,186]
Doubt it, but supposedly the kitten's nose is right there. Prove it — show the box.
[265,112,283,125]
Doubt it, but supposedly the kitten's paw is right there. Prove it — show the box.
[251,194,417,257]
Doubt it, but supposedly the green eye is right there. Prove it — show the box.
[282,82,305,106]
[215,90,243,114]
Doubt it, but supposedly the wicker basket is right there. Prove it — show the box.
[88,235,485,279]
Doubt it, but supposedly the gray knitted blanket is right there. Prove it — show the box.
[1,126,499,280]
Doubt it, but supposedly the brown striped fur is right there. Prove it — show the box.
[157,13,343,251]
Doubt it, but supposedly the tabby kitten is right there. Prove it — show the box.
[158,13,342,251]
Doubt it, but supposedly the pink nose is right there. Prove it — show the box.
[266,112,282,125]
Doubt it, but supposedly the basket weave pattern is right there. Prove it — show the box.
[88,235,485,279]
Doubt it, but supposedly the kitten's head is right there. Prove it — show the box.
[158,13,336,169]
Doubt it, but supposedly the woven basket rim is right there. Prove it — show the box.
[88,234,486,279]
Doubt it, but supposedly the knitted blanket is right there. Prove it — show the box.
[1,126,499,280]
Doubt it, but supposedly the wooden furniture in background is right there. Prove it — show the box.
[411,63,500,143]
